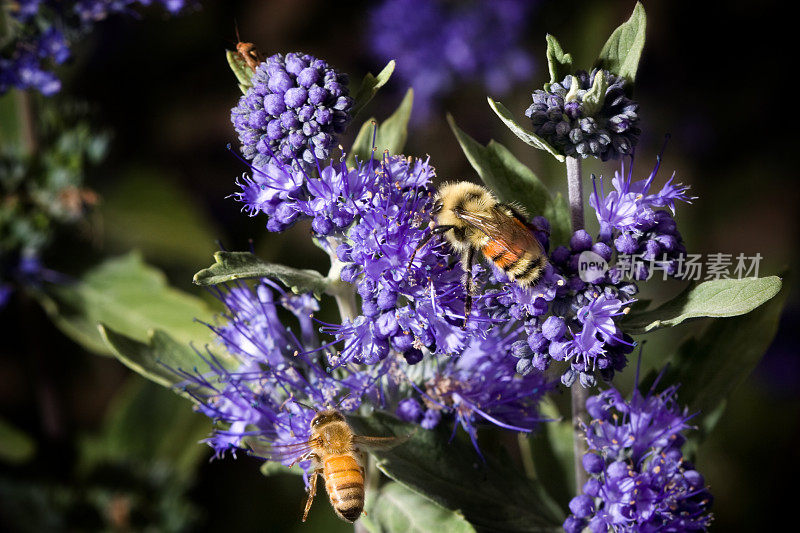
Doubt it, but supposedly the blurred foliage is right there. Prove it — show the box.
[0,93,108,258]
[99,168,221,270]
[35,252,217,355]
[0,417,36,464]
[0,376,207,532]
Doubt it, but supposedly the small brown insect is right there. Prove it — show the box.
[235,27,263,71]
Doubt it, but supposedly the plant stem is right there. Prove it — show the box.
[325,237,359,322]
[566,155,589,493]
[566,156,584,232]
[15,90,38,155]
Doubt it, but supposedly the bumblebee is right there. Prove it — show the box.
[410,182,547,325]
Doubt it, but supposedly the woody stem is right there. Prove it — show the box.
[566,155,589,494]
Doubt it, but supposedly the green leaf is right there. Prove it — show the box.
[98,325,234,394]
[622,276,783,334]
[526,398,574,509]
[447,115,571,246]
[0,417,36,465]
[78,376,209,480]
[351,60,396,118]
[581,70,609,116]
[367,482,475,533]
[192,251,329,298]
[375,88,414,158]
[36,252,216,356]
[349,413,564,532]
[664,282,787,447]
[347,89,414,165]
[487,97,565,162]
[447,115,550,214]
[0,92,22,148]
[226,50,255,94]
[544,34,573,91]
[595,1,647,84]
[347,117,378,166]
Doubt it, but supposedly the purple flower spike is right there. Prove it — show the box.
[564,381,714,532]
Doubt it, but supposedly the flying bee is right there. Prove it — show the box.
[267,409,407,523]
[409,181,548,326]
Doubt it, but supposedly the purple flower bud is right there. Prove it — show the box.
[582,452,604,474]
[511,340,533,358]
[614,233,638,255]
[403,348,424,365]
[527,332,548,353]
[396,398,423,422]
[284,87,308,108]
[297,67,320,87]
[264,93,286,115]
[591,242,612,262]
[377,289,398,310]
[421,409,441,430]
[551,245,571,265]
[375,312,399,338]
[340,263,361,283]
[362,299,379,317]
[583,478,601,497]
[542,316,566,341]
[569,495,594,518]
[563,517,586,533]
[392,332,414,352]
[561,368,577,387]
[516,358,533,375]
[311,215,333,235]
[570,230,593,252]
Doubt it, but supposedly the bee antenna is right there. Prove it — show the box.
[234,19,242,42]
[334,393,352,409]
[289,399,319,413]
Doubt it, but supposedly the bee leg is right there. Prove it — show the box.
[302,466,323,522]
[462,247,475,329]
[407,225,455,271]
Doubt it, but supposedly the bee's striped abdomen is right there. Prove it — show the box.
[512,255,546,286]
[323,454,364,522]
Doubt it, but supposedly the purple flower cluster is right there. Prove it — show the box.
[564,382,713,532]
[394,332,553,452]
[174,276,552,466]
[230,53,353,169]
[525,70,640,160]
[233,140,695,390]
[512,229,638,387]
[0,1,191,96]
[367,0,535,118]
[174,279,375,465]
[590,151,695,280]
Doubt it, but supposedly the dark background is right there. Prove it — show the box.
[1,1,798,531]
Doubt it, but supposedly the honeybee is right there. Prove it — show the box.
[271,409,406,523]
[410,182,547,326]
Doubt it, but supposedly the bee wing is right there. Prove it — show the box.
[248,437,320,463]
[455,209,543,256]
[352,431,415,452]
